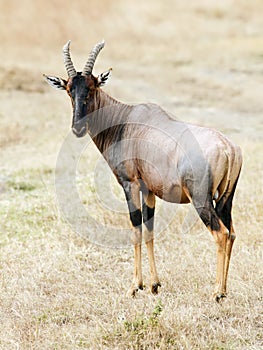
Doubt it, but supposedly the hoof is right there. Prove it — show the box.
[214,292,227,303]
[151,282,161,295]
[128,284,144,297]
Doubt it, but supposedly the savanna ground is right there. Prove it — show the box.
[0,0,262,349]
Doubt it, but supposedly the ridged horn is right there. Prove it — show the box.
[63,40,77,78]
[82,40,105,76]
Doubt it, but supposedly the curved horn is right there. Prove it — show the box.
[82,40,105,76]
[63,41,77,78]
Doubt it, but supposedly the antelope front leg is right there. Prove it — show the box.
[123,181,143,297]
[142,191,161,294]
[130,229,143,296]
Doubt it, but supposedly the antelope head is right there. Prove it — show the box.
[44,41,111,137]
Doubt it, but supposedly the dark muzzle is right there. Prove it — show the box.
[72,118,87,138]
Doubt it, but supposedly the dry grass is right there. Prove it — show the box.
[0,0,262,349]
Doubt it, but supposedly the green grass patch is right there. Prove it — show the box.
[8,180,37,192]
[124,299,163,333]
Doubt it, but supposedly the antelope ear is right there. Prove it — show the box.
[43,74,67,90]
[97,68,112,87]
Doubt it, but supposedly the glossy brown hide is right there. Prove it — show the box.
[72,79,242,300]
[79,84,241,206]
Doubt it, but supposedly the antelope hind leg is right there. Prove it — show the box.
[193,198,229,302]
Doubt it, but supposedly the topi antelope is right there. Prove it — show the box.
[44,40,242,302]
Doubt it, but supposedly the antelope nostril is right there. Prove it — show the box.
[72,125,86,137]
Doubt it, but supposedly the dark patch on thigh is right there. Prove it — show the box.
[129,208,142,228]
[194,200,221,232]
[142,203,155,232]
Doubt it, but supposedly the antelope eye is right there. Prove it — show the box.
[70,86,76,97]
